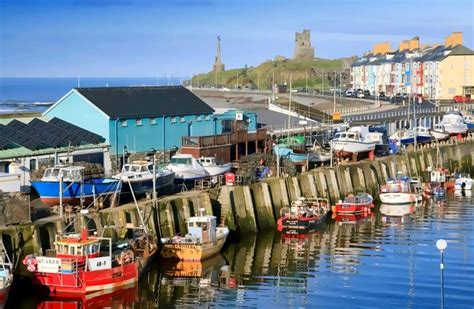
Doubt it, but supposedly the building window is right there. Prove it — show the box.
[180,116,186,123]
[171,117,177,123]
[150,118,157,125]
[120,120,128,127]
[29,159,37,171]
[205,115,211,121]
[196,115,202,121]
[135,119,143,126]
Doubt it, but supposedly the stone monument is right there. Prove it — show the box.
[293,29,315,61]
[213,35,225,72]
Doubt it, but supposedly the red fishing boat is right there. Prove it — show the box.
[334,192,374,214]
[277,197,330,234]
[23,229,157,296]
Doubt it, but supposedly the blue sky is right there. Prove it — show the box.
[0,0,473,77]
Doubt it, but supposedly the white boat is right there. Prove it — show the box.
[463,113,474,131]
[166,154,209,186]
[331,126,375,158]
[390,129,414,146]
[454,173,472,190]
[379,176,422,204]
[431,123,450,141]
[114,161,175,195]
[441,111,468,135]
[415,126,432,143]
[196,157,232,177]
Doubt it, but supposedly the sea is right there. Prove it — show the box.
[0,77,185,114]
[9,195,474,308]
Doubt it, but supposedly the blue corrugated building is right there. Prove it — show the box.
[43,86,258,156]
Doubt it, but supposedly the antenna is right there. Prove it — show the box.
[77,75,81,88]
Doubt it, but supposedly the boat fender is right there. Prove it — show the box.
[23,255,37,272]
[117,250,134,265]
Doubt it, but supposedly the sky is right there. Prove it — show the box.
[0,0,473,78]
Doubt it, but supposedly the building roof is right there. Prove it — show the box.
[0,117,105,151]
[448,44,474,56]
[75,86,215,119]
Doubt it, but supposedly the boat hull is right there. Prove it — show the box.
[416,134,432,143]
[431,130,450,141]
[31,179,120,207]
[332,141,375,156]
[334,202,373,214]
[379,192,421,204]
[161,234,227,261]
[277,214,327,234]
[121,172,175,195]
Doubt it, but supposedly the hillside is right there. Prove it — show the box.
[188,57,356,90]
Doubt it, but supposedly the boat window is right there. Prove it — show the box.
[76,246,82,256]
[51,169,60,177]
[130,165,140,172]
[69,246,76,255]
[123,165,130,172]
[44,169,52,178]
[202,223,208,231]
[148,164,154,172]
[335,133,341,138]
[340,133,346,138]
[56,244,63,254]
[140,166,147,173]
[171,158,191,165]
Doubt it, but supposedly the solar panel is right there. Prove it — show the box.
[49,118,105,144]
[7,119,27,130]
[21,119,69,148]
[0,125,48,150]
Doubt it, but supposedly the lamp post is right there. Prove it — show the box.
[436,239,447,309]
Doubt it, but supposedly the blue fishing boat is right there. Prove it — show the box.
[415,127,433,143]
[273,145,313,163]
[31,166,120,206]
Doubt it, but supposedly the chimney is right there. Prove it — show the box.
[409,36,420,51]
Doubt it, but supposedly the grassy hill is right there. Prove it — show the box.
[189,57,355,90]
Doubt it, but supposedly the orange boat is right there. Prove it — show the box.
[161,209,229,261]
[24,229,157,295]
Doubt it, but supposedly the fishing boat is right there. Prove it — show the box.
[311,143,332,164]
[415,126,432,143]
[114,161,175,195]
[441,111,468,136]
[430,123,450,141]
[331,127,376,159]
[277,197,330,234]
[379,176,422,204]
[161,209,229,261]
[463,113,474,131]
[334,192,374,214]
[454,173,473,190]
[31,166,120,207]
[196,157,232,178]
[273,145,317,163]
[0,242,13,308]
[166,154,209,186]
[24,229,157,295]
[390,129,415,145]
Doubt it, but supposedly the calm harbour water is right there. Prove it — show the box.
[12,194,474,308]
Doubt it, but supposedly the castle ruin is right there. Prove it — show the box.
[213,35,225,72]
[293,29,315,61]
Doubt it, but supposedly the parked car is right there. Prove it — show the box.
[345,90,353,97]
[379,91,386,97]
[453,95,471,103]
[357,92,365,98]
[364,90,371,96]
[401,93,409,99]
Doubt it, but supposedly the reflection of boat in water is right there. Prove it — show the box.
[454,173,472,191]
[454,189,472,198]
[277,197,330,234]
[161,254,225,278]
[36,284,138,309]
[380,203,415,224]
[161,209,229,261]
[333,212,373,224]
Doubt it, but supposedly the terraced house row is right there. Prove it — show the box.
[351,32,474,100]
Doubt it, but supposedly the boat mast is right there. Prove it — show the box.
[287,75,292,142]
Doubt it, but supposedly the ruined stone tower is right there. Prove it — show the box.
[213,35,225,72]
[293,29,315,61]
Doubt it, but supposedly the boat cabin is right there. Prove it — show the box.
[187,215,217,243]
[42,166,84,182]
[416,127,430,134]
[197,157,218,167]
[170,155,193,166]
[54,233,103,261]
[334,132,362,141]
[121,161,154,178]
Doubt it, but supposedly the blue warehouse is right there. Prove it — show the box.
[43,86,260,159]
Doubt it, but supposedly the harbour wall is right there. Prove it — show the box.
[5,138,474,274]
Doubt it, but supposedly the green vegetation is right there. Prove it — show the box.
[189,57,354,90]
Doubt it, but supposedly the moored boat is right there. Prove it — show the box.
[166,154,209,186]
[277,197,330,234]
[331,126,376,159]
[334,192,374,214]
[196,157,232,179]
[463,113,474,131]
[431,123,450,141]
[415,126,432,143]
[31,166,120,207]
[454,173,473,190]
[114,161,175,195]
[24,229,157,295]
[379,176,422,205]
[441,111,468,136]
[161,209,229,261]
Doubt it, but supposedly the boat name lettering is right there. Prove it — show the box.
[37,257,61,273]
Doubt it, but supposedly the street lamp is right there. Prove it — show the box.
[436,239,447,309]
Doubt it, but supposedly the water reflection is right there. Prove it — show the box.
[24,197,474,308]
